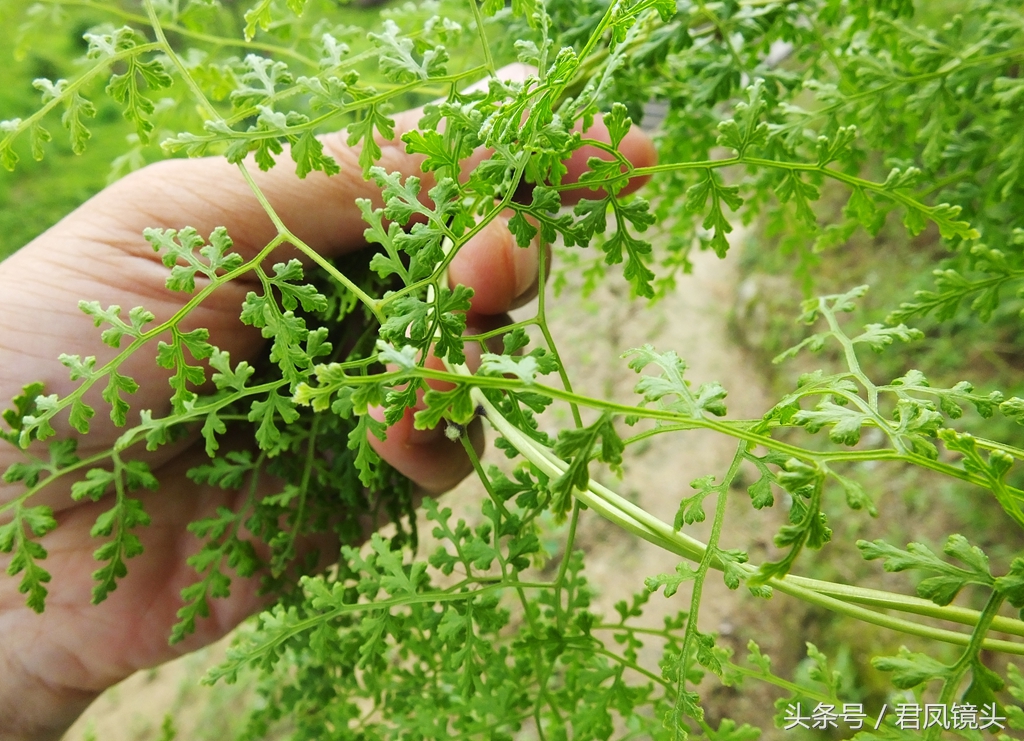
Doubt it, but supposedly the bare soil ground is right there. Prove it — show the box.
[64,244,808,740]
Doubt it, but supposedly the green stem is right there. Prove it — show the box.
[928,591,1006,741]
[464,318,539,344]
[469,0,497,77]
[179,68,489,146]
[782,575,1024,639]
[817,299,901,453]
[281,417,319,573]
[677,443,746,728]
[459,433,559,735]
[19,234,286,447]
[767,578,1024,656]
[309,359,1016,494]
[232,166,385,323]
[696,1,744,71]
[206,578,557,678]
[536,232,583,428]
[40,0,318,65]
[553,502,582,630]
[145,0,219,120]
[590,647,673,690]
[550,151,983,240]
[723,662,835,705]
[2,447,119,517]
[576,1,619,68]
[0,42,163,155]
[455,377,1024,654]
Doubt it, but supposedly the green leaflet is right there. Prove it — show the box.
[793,401,873,446]
[146,227,243,294]
[0,504,57,612]
[347,104,395,177]
[872,647,952,690]
[248,392,300,452]
[290,130,340,178]
[379,284,472,365]
[550,412,624,516]
[646,562,698,598]
[685,169,743,258]
[858,535,995,606]
[624,344,728,418]
[369,20,448,83]
[240,262,332,389]
[106,54,172,141]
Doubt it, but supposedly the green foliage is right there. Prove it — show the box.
[102,31,173,140]
[625,344,728,418]
[0,503,57,612]
[146,226,244,293]
[858,535,995,606]
[550,412,624,515]
[3,0,1024,737]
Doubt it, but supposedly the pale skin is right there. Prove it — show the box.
[0,72,655,740]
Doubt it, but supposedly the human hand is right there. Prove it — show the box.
[0,68,655,740]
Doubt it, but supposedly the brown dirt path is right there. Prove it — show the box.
[531,245,802,732]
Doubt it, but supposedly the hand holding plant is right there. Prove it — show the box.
[1,1,1023,739]
[0,66,655,738]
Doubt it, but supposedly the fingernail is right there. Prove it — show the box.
[463,325,486,367]
[370,404,443,446]
[408,423,443,445]
[512,231,539,300]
